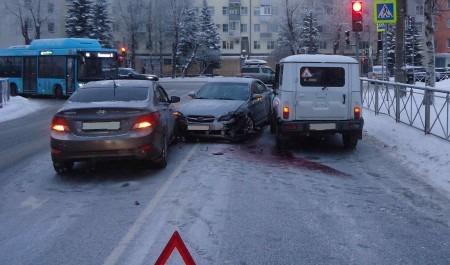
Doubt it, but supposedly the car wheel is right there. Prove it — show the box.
[10,83,18,96]
[53,161,74,174]
[53,86,64,99]
[269,114,276,134]
[244,116,255,134]
[154,135,168,168]
[342,133,358,149]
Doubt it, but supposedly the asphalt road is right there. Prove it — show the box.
[0,81,449,265]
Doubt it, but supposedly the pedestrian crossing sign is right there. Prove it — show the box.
[374,0,397,24]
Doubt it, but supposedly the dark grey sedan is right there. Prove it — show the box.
[50,80,180,173]
[176,77,273,142]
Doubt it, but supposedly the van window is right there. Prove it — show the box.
[300,67,345,87]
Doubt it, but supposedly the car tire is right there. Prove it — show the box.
[53,161,74,174]
[244,116,255,134]
[342,133,358,149]
[154,135,168,169]
[53,86,63,99]
[10,83,18,96]
[269,114,276,134]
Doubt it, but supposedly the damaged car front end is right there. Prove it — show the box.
[175,78,273,142]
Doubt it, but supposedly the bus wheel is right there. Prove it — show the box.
[53,86,63,99]
[10,84,18,96]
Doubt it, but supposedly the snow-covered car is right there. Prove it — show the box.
[175,77,273,142]
[368,65,389,81]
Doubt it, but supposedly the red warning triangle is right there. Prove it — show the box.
[154,231,196,265]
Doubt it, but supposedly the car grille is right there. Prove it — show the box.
[186,115,215,123]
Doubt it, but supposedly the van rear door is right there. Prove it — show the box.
[295,64,350,120]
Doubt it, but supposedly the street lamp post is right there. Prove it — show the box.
[240,49,247,72]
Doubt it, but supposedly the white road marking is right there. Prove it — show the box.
[103,144,199,265]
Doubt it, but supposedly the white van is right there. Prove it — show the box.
[271,54,364,148]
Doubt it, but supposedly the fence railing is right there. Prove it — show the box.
[361,77,450,142]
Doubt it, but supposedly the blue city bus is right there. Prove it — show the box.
[0,38,118,98]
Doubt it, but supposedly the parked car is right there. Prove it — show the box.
[435,67,450,81]
[176,77,273,142]
[50,79,180,173]
[118,67,159,80]
[239,59,275,84]
[404,66,426,84]
[368,65,389,81]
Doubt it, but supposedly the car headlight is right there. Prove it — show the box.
[218,114,234,121]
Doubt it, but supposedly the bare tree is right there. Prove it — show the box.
[3,1,32,44]
[29,0,53,40]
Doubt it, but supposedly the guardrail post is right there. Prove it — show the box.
[374,81,379,115]
[395,84,401,122]
[424,88,431,134]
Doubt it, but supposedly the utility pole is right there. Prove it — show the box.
[394,0,406,83]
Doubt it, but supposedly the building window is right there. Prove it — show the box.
[416,5,424,15]
[319,41,327,49]
[222,7,228,15]
[229,6,239,15]
[267,41,275,49]
[48,3,54,13]
[241,7,248,15]
[209,7,215,15]
[448,0,450,8]
[229,21,238,31]
[254,41,261,49]
[241,24,247,33]
[113,23,120,32]
[48,22,54,33]
[254,24,260,32]
[222,41,234,49]
[447,18,450,28]
[261,5,272,15]
[223,24,228,32]
[253,7,260,16]
[25,17,32,30]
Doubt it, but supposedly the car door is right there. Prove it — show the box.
[154,84,175,139]
[249,81,271,124]
[296,64,350,120]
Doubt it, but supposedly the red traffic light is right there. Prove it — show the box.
[352,1,362,12]
[120,47,126,56]
[351,1,363,32]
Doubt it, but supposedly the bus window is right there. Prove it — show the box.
[38,56,65,79]
[0,57,22,77]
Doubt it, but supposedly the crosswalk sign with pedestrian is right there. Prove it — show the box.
[373,0,397,24]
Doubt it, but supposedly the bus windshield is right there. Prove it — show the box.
[77,51,117,81]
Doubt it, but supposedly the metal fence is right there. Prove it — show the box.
[361,78,450,142]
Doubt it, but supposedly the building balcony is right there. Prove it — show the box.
[259,15,273,22]
[229,14,241,21]
[228,30,241,40]
[229,0,240,4]
[260,0,272,5]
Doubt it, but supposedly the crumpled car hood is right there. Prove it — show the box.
[178,99,246,117]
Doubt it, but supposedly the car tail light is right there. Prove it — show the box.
[133,112,160,129]
[51,117,70,132]
[354,107,361,119]
[283,105,290,119]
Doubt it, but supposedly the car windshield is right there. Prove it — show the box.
[69,86,149,102]
[195,82,250,100]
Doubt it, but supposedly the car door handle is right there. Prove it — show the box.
[342,94,346,104]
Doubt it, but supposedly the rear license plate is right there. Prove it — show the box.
[310,123,336,130]
[187,124,209,131]
[82,121,120,130]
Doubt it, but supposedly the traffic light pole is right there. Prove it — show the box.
[355,32,360,67]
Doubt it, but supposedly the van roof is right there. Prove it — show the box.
[280,54,358,64]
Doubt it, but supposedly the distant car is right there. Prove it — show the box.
[50,79,180,173]
[435,67,450,82]
[404,66,426,84]
[239,60,275,84]
[176,77,273,142]
[368,65,389,81]
[118,67,159,81]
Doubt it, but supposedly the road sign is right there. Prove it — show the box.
[377,23,386,32]
[374,0,397,24]
[155,231,196,265]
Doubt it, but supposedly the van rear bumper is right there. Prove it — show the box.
[277,119,364,139]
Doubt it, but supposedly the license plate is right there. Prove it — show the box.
[310,123,336,130]
[187,124,209,131]
[82,121,120,130]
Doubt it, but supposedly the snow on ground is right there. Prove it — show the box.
[1,78,449,194]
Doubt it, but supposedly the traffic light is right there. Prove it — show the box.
[351,1,363,32]
[345,30,350,45]
[121,47,126,57]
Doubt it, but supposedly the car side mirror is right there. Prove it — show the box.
[187,92,195,98]
[170,96,180,103]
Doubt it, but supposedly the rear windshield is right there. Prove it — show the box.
[300,67,345,87]
[242,68,259,73]
[69,86,150,102]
